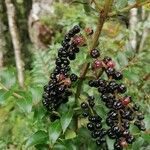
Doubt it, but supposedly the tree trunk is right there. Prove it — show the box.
[0,22,4,68]
[0,51,3,68]
[0,2,6,69]
[138,13,150,52]
[129,8,138,51]
[5,0,24,88]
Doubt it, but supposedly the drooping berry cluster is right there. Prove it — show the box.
[81,49,146,149]
[42,25,81,112]
[81,96,108,147]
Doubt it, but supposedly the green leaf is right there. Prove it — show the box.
[124,70,139,82]
[16,91,32,113]
[82,0,91,14]
[25,130,48,148]
[106,137,114,150]
[49,120,62,146]
[144,114,150,130]
[0,90,13,104]
[29,86,43,104]
[132,137,144,150]
[115,0,128,9]
[117,52,128,67]
[65,130,76,139]
[141,133,150,142]
[61,109,73,133]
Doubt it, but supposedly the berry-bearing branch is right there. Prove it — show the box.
[0,0,149,101]
[75,0,113,100]
[76,0,150,100]
[41,0,149,150]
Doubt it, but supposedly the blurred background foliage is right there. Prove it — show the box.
[0,0,150,149]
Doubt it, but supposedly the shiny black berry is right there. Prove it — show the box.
[87,123,95,131]
[90,49,100,58]
[113,71,123,80]
[117,83,127,93]
[73,25,80,33]
[70,73,78,82]
[81,102,88,109]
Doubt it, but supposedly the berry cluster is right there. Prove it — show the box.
[81,49,146,149]
[81,96,108,147]
[42,25,81,112]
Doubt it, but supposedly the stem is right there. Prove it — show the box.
[74,0,114,131]
[108,0,150,17]
[0,82,23,99]
[75,0,113,100]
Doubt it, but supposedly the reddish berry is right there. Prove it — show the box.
[72,35,85,46]
[56,74,65,81]
[120,140,128,148]
[84,27,93,35]
[121,96,131,106]
[106,60,115,68]
[63,78,71,86]
[92,60,103,69]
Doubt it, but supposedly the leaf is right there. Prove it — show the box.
[71,0,87,4]
[25,130,48,148]
[82,0,92,14]
[16,91,32,113]
[142,133,150,143]
[144,114,150,130]
[49,120,62,146]
[65,130,76,139]
[0,90,13,104]
[29,86,43,104]
[124,70,139,82]
[106,137,114,150]
[115,0,128,9]
[94,105,108,119]
[117,52,128,67]
[61,109,73,133]
[132,137,144,150]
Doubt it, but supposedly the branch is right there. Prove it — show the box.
[75,0,113,100]
[0,82,23,99]
[108,0,150,17]
[121,56,138,72]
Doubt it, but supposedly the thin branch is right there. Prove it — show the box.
[0,82,23,99]
[75,0,113,100]
[108,0,150,17]
[121,56,138,72]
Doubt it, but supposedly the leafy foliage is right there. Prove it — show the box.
[0,1,150,149]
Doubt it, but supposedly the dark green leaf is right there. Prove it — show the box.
[49,120,62,146]
[61,109,73,133]
[25,130,48,148]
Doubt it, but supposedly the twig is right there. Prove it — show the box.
[108,0,150,17]
[121,56,138,72]
[75,0,113,101]
[0,82,23,99]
